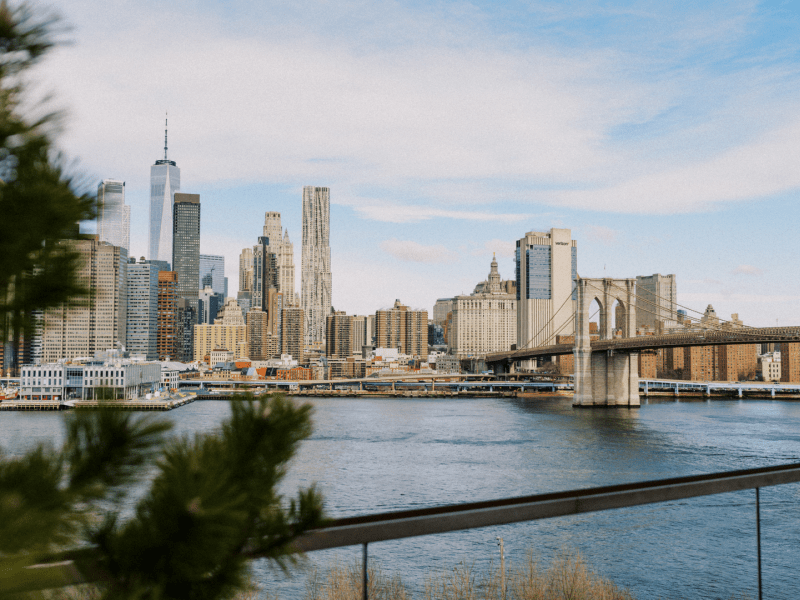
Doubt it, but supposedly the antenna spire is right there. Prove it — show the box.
[164,113,168,160]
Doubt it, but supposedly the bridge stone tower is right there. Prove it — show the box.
[574,278,639,407]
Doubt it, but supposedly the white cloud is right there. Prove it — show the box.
[732,264,764,276]
[33,0,800,220]
[380,239,459,263]
[550,117,800,213]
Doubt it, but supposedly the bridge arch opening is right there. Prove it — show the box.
[612,297,629,338]
[589,297,603,339]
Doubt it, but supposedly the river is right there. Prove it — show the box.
[3,394,800,599]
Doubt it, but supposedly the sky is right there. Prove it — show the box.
[29,0,800,326]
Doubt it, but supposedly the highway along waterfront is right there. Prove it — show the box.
[3,394,800,598]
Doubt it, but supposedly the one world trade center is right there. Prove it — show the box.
[148,118,180,266]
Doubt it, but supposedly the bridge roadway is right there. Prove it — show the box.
[177,374,570,394]
[485,326,800,366]
[177,376,800,397]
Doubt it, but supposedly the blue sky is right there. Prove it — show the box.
[35,0,800,325]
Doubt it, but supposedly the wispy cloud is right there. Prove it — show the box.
[732,264,763,276]
[42,0,800,217]
[355,204,532,224]
[380,239,458,263]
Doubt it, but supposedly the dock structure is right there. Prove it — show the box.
[0,393,197,411]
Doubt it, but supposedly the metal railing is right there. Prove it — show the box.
[20,463,800,599]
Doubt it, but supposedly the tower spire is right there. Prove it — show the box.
[164,113,168,160]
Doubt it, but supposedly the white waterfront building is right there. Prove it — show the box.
[449,256,517,359]
[19,356,161,401]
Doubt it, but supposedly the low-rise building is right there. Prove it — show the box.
[20,354,160,401]
[435,354,461,374]
[759,352,781,382]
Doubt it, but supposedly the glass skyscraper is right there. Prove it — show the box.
[173,193,200,324]
[148,122,180,266]
[199,254,226,297]
[97,179,130,253]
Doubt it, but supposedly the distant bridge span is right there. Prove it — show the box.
[486,326,800,364]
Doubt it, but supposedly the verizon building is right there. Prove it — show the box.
[515,228,577,353]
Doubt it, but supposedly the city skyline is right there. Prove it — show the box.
[38,0,800,325]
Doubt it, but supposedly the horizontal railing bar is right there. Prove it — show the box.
[288,462,800,553]
[20,462,800,591]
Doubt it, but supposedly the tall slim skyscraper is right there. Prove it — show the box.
[97,179,130,253]
[149,119,180,266]
[515,228,577,351]
[252,236,278,313]
[172,193,200,322]
[301,186,332,346]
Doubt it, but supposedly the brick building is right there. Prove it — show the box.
[782,343,800,383]
[375,300,428,359]
[157,271,178,360]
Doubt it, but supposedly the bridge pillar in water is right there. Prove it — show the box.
[573,278,639,407]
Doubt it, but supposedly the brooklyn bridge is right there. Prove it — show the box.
[486,277,800,407]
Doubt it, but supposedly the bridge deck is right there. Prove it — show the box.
[486,326,800,363]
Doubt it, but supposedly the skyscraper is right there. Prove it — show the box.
[252,236,278,313]
[172,193,200,322]
[157,271,178,361]
[326,311,354,359]
[301,186,332,347]
[126,259,160,360]
[262,212,296,299]
[40,238,127,362]
[375,300,428,358]
[97,179,130,252]
[281,306,304,363]
[515,228,577,352]
[199,254,226,297]
[149,119,180,265]
[635,273,677,332]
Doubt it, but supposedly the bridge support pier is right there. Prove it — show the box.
[573,278,640,407]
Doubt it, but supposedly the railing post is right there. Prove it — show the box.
[756,487,762,600]
[363,542,369,600]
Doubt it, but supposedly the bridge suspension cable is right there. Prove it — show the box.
[592,279,783,340]
[517,282,578,351]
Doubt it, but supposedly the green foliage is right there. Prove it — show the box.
[0,1,96,368]
[0,394,325,599]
